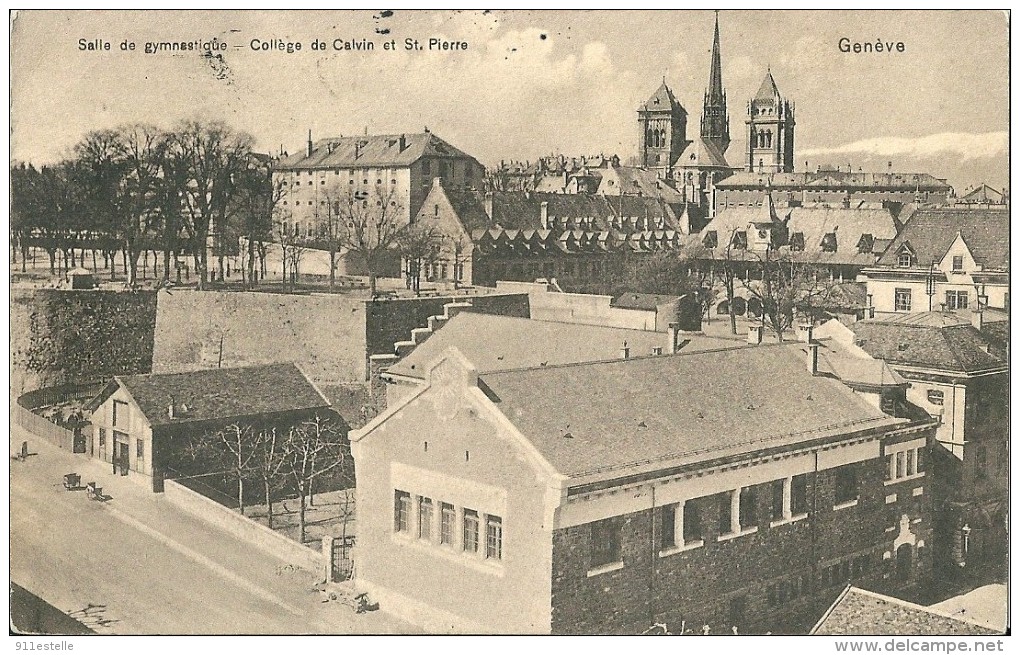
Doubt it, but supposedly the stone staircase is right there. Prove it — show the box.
[368,301,474,379]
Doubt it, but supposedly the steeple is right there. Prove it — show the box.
[701,10,730,154]
[708,11,724,102]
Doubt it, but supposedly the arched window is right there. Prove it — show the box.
[647,129,655,148]
[659,130,666,148]
[766,131,773,148]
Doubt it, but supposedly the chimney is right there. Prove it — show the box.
[798,323,814,343]
[620,342,630,359]
[868,306,876,319]
[399,134,407,152]
[540,201,549,228]
[667,322,680,353]
[484,191,494,219]
[807,343,820,375]
[167,395,176,420]
[432,176,443,190]
[747,325,763,345]
[971,309,984,331]
[307,130,313,158]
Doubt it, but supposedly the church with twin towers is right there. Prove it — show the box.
[637,12,795,211]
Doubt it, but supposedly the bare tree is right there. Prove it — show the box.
[200,423,263,516]
[284,413,350,545]
[231,156,284,289]
[274,216,307,291]
[396,221,444,295]
[742,249,832,342]
[254,426,290,530]
[168,120,254,289]
[334,185,405,296]
[315,181,348,291]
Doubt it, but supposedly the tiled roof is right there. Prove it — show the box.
[811,586,1001,636]
[604,166,686,204]
[487,191,679,232]
[754,71,782,101]
[480,343,902,480]
[716,171,951,190]
[874,208,1009,270]
[275,132,477,170]
[851,319,1005,373]
[611,293,680,311]
[104,363,330,428]
[959,184,1006,203]
[442,188,492,233]
[819,352,906,388]
[640,82,685,114]
[385,312,673,380]
[676,137,731,169]
[692,203,899,264]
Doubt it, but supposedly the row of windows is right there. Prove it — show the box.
[898,253,966,271]
[593,468,860,570]
[886,447,924,482]
[408,261,466,282]
[393,490,502,561]
[288,177,399,187]
[893,289,971,312]
[767,553,877,608]
[96,428,144,460]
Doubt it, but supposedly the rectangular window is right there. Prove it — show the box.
[394,490,410,533]
[590,518,622,568]
[485,515,502,560]
[418,497,433,540]
[906,449,916,476]
[739,486,757,529]
[136,439,144,459]
[112,399,128,428]
[683,499,702,544]
[660,504,677,550]
[952,255,964,271]
[771,479,785,522]
[927,389,945,405]
[719,492,733,535]
[896,451,905,478]
[463,509,479,553]
[946,290,969,310]
[835,466,858,505]
[792,474,809,516]
[98,428,106,448]
[440,503,455,545]
[894,288,912,312]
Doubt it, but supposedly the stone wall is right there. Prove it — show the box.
[550,456,933,635]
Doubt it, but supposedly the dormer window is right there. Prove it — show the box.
[790,232,805,252]
[703,230,718,249]
[898,251,913,267]
[820,233,837,253]
[731,231,748,250]
[952,255,964,271]
[857,234,874,254]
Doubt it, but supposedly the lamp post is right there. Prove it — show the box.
[961,523,972,567]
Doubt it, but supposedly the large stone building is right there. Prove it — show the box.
[349,341,937,634]
[743,70,796,174]
[272,130,485,237]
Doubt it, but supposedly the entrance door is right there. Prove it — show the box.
[896,544,913,581]
[115,439,130,476]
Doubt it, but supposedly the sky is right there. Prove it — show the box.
[10,9,1010,192]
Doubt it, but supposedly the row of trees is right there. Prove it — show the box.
[187,413,351,544]
[566,238,839,342]
[12,121,273,289]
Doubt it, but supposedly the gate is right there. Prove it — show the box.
[331,535,356,582]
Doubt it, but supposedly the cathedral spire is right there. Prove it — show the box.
[708,10,724,102]
[701,10,730,154]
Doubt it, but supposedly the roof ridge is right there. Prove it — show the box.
[845,586,1002,631]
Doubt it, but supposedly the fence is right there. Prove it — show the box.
[12,400,77,451]
[13,383,101,452]
[163,479,324,573]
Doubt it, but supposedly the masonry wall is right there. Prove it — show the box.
[364,293,530,358]
[152,289,367,384]
[549,432,934,635]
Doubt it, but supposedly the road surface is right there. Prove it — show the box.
[10,425,415,634]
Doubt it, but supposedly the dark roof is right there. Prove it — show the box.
[479,343,902,480]
[96,363,330,427]
[386,313,675,380]
[754,71,781,101]
[639,82,685,114]
[875,208,1009,270]
[276,132,477,170]
[811,586,1001,636]
[602,166,686,204]
[442,188,492,232]
[611,292,680,311]
[716,170,951,191]
[487,191,678,231]
[676,137,731,169]
[851,319,1005,373]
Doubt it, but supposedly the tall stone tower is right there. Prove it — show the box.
[745,70,795,173]
[638,80,688,176]
[700,11,730,154]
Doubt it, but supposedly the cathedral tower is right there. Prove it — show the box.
[638,80,688,175]
[700,11,730,153]
[745,70,796,173]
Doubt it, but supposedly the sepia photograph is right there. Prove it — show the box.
[8,8,1010,644]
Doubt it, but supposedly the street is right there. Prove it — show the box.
[10,425,416,635]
